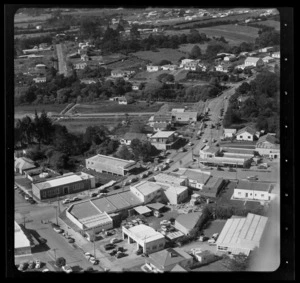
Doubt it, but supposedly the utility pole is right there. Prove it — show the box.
[53,248,57,261]
[236,162,238,180]
[93,227,96,259]
[23,216,26,228]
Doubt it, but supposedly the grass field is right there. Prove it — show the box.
[130,48,186,64]
[15,104,68,118]
[251,20,280,31]
[14,12,52,23]
[106,56,147,70]
[166,24,259,45]
[178,43,210,55]
[74,101,163,114]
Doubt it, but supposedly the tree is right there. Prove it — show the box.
[55,257,66,268]
[129,121,145,133]
[158,59,172,66]
[130,25,140,39]
[222,253,249,271]
[116,145,134,160]
[189,45,202,59]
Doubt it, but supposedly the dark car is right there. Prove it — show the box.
[228,168,236,172]
[104,243,115,251]
[135,248,143,255]
[115,252,126,259]
[29,199,36,204]
[117,247,124,252]
[68,238,75,243]
[109,249,118,256]
[90,193,98,197]
[38,237,47,244]
[141,253,149,258]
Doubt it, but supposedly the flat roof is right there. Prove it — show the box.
[154,173,186,185]
[133,181,162,196]
[33,174,83,190]
[175,169,211,184]
[166,231,185,240]
[236,180,273,192]
[199,157,246,165]
[151,131,175,139]
[222,148,254,155]
[15,222,31,249]
[86,154,136,169]
[174,112,198,119]
[146,202,165,211]
[216,213,268,251]
[127,224,165,243]
[134,206,152,215]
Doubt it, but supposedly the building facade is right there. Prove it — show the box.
[150,131,177,150]
[255,134,280,159]
[236,127,256,141]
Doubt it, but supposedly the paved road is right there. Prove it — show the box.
[56,44,68,77]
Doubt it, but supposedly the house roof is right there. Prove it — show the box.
[15,157,36,171]
[202,177,224,197]
[133,205,152,215]
[146,202,165,211]
[263,56,273,60]
[123,132,147,141]
[236,126,256,136]
[245,57,261,63]
[80,212,113,229]
[153,113,172,122]
[174,112,198,120]
[154,173,186,185]
[171,264,188,272]
[175,212,202,231]
[236,180,273,192]
[257,134,278,145]
[15,221,31,249]
[174,168,211,184]
[216,213,268,254]
[148,248,192,270]
[151,131,175,139]
[224,128,237,134]
[153,122,168,129]
[86,154,136,169]
[133,181,162,196]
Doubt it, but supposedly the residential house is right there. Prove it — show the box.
[223,54,236,62]
[118,96,128,105]
[215,64,228,73]
[161,64,178,71]
[174,212,203,235]
[258,46,274,53]
[33,77,46,83]
[172,111,198,124]
[81,54,89,61]
[255,134,280,159]
[224,128,237,138]
[262,56,275,64]
[131,82,140,90]
[74,62,87,70]
[120,132,148,146]
[147,65,161,72]
[236,126,257,141]
[216,213,268,256]
[244,57,264,68]
[14,157,36,174]
[153,122,170,132]
[145,248,193,272]
[272,52,280,59]
[182,59,200,71]
[233,180,273,201]
[150,131,177,150]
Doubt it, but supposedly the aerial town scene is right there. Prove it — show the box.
[14,7,280,273]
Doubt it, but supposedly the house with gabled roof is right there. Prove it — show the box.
[255,134,280,159]
[145,248,193,272]
[236,126,257,141]
[244,57,264,68]
[14,157,37,174]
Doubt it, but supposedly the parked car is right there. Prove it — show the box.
[116,247,124,252]
[136,248,143,255]
[18,262,28,271]
[104,243,115,251]
[188,142,194,146]
[90,193,98,197]
[35,260,41,269]
[38,237,47,244]
[24,195,30,200]
[247,175,258,180]
[63,198,71,204]
[109,249,118,256]
[14,185,18,190]
[208,238,216,245]
[68,238,75,243]
[53,227,63,233]
[110,238,122,244]
[28,261,35,269]
[97,193,107,198]
[84,252,92,259]
[203,139,208,143]
[154,211,162,218]
[212,233,219,240]
[141,253,149,257]
[89,258,99,265]
[72,197,81,202]
[62,265,72,273]
[28,199,36,204]
[161,225,168,232]
[42,269,49,272]
[115,252,126,259]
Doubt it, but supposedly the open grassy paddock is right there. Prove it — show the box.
[166,24,259,46]
[130,48,186,65]
[15,104,68,118]
[251,20,280,31]
[179,43,210,55]
[74,101,163,114]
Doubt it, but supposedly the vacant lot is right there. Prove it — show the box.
[251,20,280,31]
[15,104,68,118]
[106,56,147,70]
[166,24,259,46]
[74,101,163,114]
[131,48,186,64]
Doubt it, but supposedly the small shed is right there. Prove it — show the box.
[133,206,152,216]
[146,202,166,212]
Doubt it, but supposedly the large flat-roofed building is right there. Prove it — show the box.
[233,180,273,201]
[156,182,189,205]
[67,191,143,230]
[15,221,33,256]
[122,224,166,254]
[32,172,95,200]
[216,213,268,256]
[130,181,163,204]
[200,177,227,199]
[86,154,136,176]
[150,131,177,150]
[152,173,187,186]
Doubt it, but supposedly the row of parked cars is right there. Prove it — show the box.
[104,238,127,258]
[17,259,47,272]
[62,196,81,204]
[17,188,36,204]
[84,252,99,265]
[52,224,75,243]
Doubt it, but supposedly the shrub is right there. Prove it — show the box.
[55,257,66,268]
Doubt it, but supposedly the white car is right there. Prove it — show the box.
[72,197,81,202]
[203,139,208,143]
[89,257,98,265]
[161,226,168,232]
[110,238,121,244]
[62,265,72,273]
[53,227,63,233]
[42,268,50,272]
[84,252,92,259]
[63,198,71,204]
[35,260,41,269]
[97,193,107,198]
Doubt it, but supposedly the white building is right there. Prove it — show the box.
[130,181,163,204]
[255,134,280,159]
[147,65,161,72]
[233,180,273,201]
[224,55,235,61]
[161,64,178,71]
[15,221,32,256]
[224,128,237,138]
[244,57,264,68]
[272,52,280,59]
[171,111,198,124]
[118,96,128,105]
[122,224,165,254]
[262,56,275,63]
[258,46,274,53]
[236,126,257,141]
[120,132,148,146]
[33,77,46,83]
[216,213,268,256]
[150,131,177,150]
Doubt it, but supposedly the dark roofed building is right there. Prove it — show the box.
[201,177,227,199]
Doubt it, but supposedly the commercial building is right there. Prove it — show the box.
[216,213,268,256]
[32,172,95,200]
[122,224,165,254]
[236,126,257,141]
[86,154,136,176]
[152,173,187,186]
[150,131,177,150]
[159,182,189,205]
[255,134,280,159]
[120,132,148,146]
[15,221,33,256]
[145,248,193,272]
[174,212,203,235]
[67,191,143,233]
[200,177,227,199]
[233,180,273,201]
[14,157,36,174]
[171,111,198,124]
